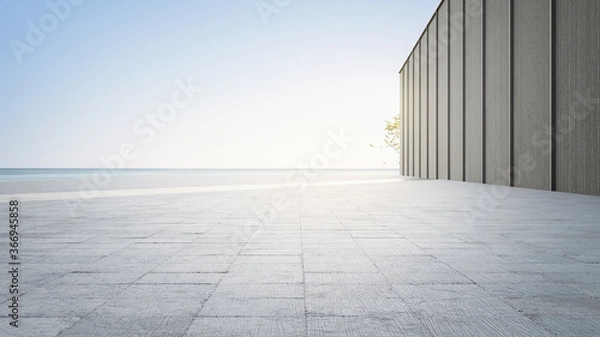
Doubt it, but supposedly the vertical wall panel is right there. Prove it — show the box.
[414,42,421,177]
[437,0,450,180]
[513,0,551,190]
[406,68,410,176]
[555,0,600,195]
[464,0,483,183]
[399,69,404,175]
[402,69,408,175]
[408,55,414,176]
[421,34,429,178]
[400,70,404,175]
[401,69,404,175]
[449,0,465,181]
[484,0,511,186]
[428,15,438,179]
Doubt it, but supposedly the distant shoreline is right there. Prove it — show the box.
[0,168,400,183]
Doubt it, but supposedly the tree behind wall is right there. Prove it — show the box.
[384,114,401,155]
[370,114,401,167]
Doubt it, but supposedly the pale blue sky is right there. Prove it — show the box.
[0,0,439,168]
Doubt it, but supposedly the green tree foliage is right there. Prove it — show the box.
[383,114,400,154]
[369,114,401,167]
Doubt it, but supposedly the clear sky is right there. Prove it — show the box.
[0,0,439,169]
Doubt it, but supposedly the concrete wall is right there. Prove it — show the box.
[421,36,429,178]
[399,0,600,196]
[427,17,438,179]
[464,0,483,183]
[415,42,422,178]
[484,0,510,186]
[437,0,449,180]
[513,0,551,190]
[555,0,600,194]
[403,68,409,176]
[449,0,464,181]
[408,55,414,176]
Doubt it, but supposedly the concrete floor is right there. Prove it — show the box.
[1,176,599,336]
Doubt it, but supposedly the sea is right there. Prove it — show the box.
[0,168,399,182]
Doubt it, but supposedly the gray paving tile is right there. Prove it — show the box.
[53,272,145,285]
[162,254,237,266]
[304,254,379,273]
[307,315,428,337]
[419,315,553,337]
[212,283,304,298]
[222,264,303,284]
[306,284,407,316]
[0,317,79,337]
[235,254,302,264]
[94,284,215,317]
[58,315,193,337]
[532,313,600,337]
[185,317,305,337]
[26,283,129,300]
[391,283,490,302]
[20,295,106,318]
[240,245,302,255]
[303,245,365,255]
[305,272,389,284]
[136,272,225,284]
[411,296,522,318]
[306,296,408,316]
[375,256,474,284]
[199,297,305,317]
[153,263,231,273]
[348,229,403,238]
